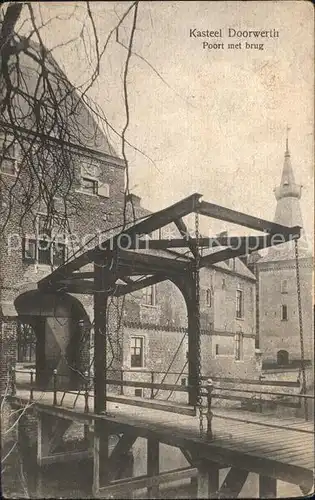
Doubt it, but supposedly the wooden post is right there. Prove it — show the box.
[196,460,219,498]
[53,369,57,406]
[92,422,109,497]
[150,371,155,399]
[94,253,112,414]
[187,277,199,407]
[84,370,89,413]
[11,364,16,396]
[30,368,34,401]
[259,475,277,498]
[206,378,214,440]
[147,436,159,498]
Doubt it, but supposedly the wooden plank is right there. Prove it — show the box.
[106,395,196,416]
[98,466,197,497]
[14,394,314,487]
[213,412,313,433]
[218,440,314,467]
[105,378,190,392]
[259,475,277,499]
[147,437,160,498]
[204,376,301,387]
[214,430,310,456]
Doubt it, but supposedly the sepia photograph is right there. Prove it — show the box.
[0,1,314,498]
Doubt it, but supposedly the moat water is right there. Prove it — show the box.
[3,437,302,499]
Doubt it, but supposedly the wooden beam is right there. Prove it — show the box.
[93,423,109,496]
[105,378,190,392]
[125,235,258,250]
[37,450,91,466]
[108,433,137,481]
[106,395,196,416]
[48,418,72,454]
[50,275,168,296]
[98,466,197,497]
[147,437,160,498]
[119,249,188,272]
[200,232,299,267]
[115,274,167,297]
[197,200,301,236]
[69,272,95,280]
[196,460,220,498]
[129,234,300,251]
[174,218,199,258]
[218,467,249,498]
[259,475,277,498]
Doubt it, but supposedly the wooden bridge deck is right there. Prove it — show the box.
[13,388,314,489]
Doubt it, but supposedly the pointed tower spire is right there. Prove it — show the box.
[260,131,310,261]
[274,128,302,219]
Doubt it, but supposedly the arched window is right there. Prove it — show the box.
[277,350,289,366]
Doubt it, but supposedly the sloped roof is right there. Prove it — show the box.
[2,36,118,159]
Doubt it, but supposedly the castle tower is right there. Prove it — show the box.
[256,133,313,366]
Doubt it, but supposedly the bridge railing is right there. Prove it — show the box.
[10,365,314,440]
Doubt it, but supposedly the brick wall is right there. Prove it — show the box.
[0,318,17,394]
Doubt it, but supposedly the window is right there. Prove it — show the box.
[134,388,143,397]
[23,238,66,266]
[281,280,288,294]
[22,214,67,266]
[235,332,243,361]
[206,288,212,307]
[281,305,288,321]
[130,337,144,367]
[236,289,244,318]
[81,177,98,195]
[215,344,219,355]
[181,378,187,386]
[0,136,18,176]
[143,285,156,306]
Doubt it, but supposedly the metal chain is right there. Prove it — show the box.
[294,239,308,421]
[194,212,204,436]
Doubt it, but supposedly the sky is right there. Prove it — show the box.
[19,1,314,242]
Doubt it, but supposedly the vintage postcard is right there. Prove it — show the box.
[0,1,314,498]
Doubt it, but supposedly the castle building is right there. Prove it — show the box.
[256,137,313,368]
[1,40,259,397]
